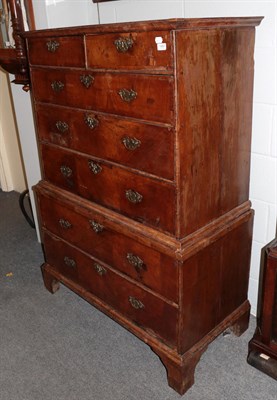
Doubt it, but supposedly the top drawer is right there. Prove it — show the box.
[27,36,85,67]
[86,31,173,72]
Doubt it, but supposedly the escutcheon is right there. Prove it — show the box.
[118,89,137,103]
[59,219,72,229]
[55,121,69,133]
[51,81,64,92]
[94,263,107,276]
[88,160,102,175]
[46,40,60,52]
[126,253,144,272]
[125,189,143,204]
[114,37,134,53]
[129,296,145,310]
[60,165,72,178]
[122,136,141,151]
[64,256,76,268]
[84,114,99,129]
[89,220,104,234]
[80,74,94,88]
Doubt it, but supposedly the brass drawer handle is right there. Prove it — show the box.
[84,114,99,130]
[89,220,104,234]
[56,121,69,133]
[60,165,72,178]
[51,81,64,92]
[129,296,144,310]
[122,136,141,151]
[118,89,137,103]
[114,37,134,53]
[127,253,144,272]
[94,262,107,276]
[125,189,143,204]
[88,160,102,175]
[59,219,72,229]
[46,40,60,53]
[64,256,76,268]
[80,74,94,88]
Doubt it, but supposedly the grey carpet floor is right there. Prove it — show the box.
[0,190,276,400]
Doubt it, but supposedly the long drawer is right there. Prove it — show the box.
[37,191,178,303]
[31,68,174,124]
[43,232,178,347]
[40,144,176,233]
[35,103,174,180]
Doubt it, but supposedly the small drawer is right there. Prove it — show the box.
[27,36,85,67]
[38,193,178,303]
[35,103,174,180]
[86,31,173,72]
[40,144,176,234]
[31,68,174,124]
[43,232,177,346]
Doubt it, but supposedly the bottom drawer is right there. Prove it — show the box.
[37,189,178,302]
[43,232,178,347]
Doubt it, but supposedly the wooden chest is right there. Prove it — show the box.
[248,239,277,380]
[24,17,262,395]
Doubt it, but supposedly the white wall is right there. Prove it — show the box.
[0,70,26,192]
[32,0,98,29]
[9,82,41,235]
[11,0,276,315]
[97,0,184,23]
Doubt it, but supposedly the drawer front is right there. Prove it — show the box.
[38,194,178,303]
[31,68,174,124]
[86,31,173,71]
[43,232,177,346]
[41,144,176,233]
[35,104,174,180]
[41,145,78,193]
[27,36,85,67]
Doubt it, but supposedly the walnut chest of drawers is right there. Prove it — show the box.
[24,17,262,395]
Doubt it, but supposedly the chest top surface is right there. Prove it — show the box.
[23,16,263,38]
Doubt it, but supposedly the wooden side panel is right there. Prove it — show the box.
[220,28,255,214]
[179,212,253,353]
[219,212,254,320]
[176,28,255,237]
[176,29,222,237]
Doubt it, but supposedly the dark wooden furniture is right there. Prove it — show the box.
[0,0,35,86]
[23,17,262,395]
[248,238,277,380]
[93,1,119,3]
